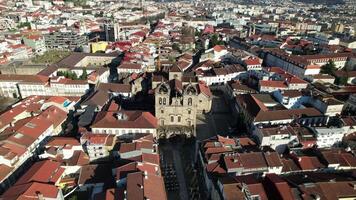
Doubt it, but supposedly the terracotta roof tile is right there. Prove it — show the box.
[1,182,60,199]
[92,111,157,129]
[15,160,64,185]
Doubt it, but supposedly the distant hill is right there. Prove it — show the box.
[293,0,344,4]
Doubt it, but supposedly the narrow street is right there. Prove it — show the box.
[172,146,189,200]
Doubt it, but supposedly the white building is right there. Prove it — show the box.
[253,125,299,153]
[91,111,158,138]
[196,64,245,86]
[80,133,116,161]
[200,45,229,62]
[117,62,143,74]
[307,34,340,45]
[0,75,90,98]
[273,90,303,109]
[313,127,347,148]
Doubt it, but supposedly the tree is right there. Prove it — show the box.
[57,71,79,80]
[57,71,64,76]
[69,72,78,80]
[172,43,181,52]
[80,69,88,80]
[320,60,337,75]
[335,76,348,85]
[17,22,31,29]
[195,29,202,37]
[208,34,224,49]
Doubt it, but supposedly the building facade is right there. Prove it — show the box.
[155,65,212,138]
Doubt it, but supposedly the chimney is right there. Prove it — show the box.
[36,191,44,200]
[233,157,238,163]
[144,171,148,179]
[116,112,126,120]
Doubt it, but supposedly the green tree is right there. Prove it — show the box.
[80,69,88,80]
[57,71,79,80]
[335,76,348,85]
[172,43,181,52]
[195,29,202,37]
[320,60,337,75]
[57,71,63,76]
[208,34,224,49]
[17,22,31,29]
[69,72,78,80]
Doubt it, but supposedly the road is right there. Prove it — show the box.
[160,142,189,200]
[172,146,189,200]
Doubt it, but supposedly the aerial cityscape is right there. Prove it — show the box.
[0,0,355,199]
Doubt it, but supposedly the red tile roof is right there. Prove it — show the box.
[240,152,268,169]
[91,111,157,129]
[265,173,295,200]
[1,182,60,199]
[0,164,14,183]
[244,58,261,66]
[143,173,167,200]
[213,45,226,52]
[81,132,115,146]
[45,137,80,147]
[298,156,325,170]
[40,106,67,127]
[15,160,64,185]
[0,74,49,84]
[260,80,288,88]
[198,81,212,97]
[131,31,146,38]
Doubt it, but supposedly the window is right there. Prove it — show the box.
[161,120,164,125]
[159,97,162,105]
[178,116,181,122]
[163,98,166,105]
[161,109,164,114]
[171,116,174,122]
[188,110,191,114]
[188,98,192,106]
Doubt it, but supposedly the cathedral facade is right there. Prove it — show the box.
[154,65,212,138]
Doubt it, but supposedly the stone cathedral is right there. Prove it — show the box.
[154,64,212,138]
